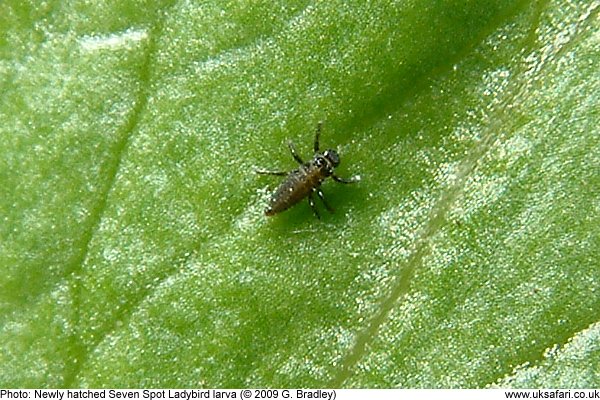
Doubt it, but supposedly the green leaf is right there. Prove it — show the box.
[1,0,598,388]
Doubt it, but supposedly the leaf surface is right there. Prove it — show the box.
[1,0,598,388]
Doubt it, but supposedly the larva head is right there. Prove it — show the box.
[323,149,340,167]
[314,149,340,177]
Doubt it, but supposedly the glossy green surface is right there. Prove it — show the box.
[1,0,598,388]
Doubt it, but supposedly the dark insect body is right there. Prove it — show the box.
[257,123,359,219]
